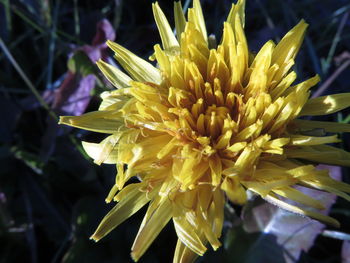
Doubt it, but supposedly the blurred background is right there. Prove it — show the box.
[0,0,350,262]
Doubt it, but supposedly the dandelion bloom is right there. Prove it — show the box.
[60,0,350,261]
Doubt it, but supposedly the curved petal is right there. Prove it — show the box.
[152,2,179,50]
[299,93,350,116]
[221,177,247,205]
[226,0,246,28]
[59,111,123,133]
[96,59,131,89]
[173,239,200,263]
[289,134,340,146]
[90,183,151,241]
[291,119,350,133]
[173,206,207,256]
[82,132,122,164]
[107,40,161,83]
[272,19,308,68]
[264,194,340,227]
[188,0,208,43]
[131,199,172,261]
[272,186,325,210]
[286,145,350,166]
[174,1,186,42]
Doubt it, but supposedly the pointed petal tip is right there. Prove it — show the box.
[292,19,309,31]
[89,234,100,242]
[58,116,72,125]
[314,74,321,81]
[130,252,139,262]
[299,18,308,26]
[96,59,105,67]
[151,1,158,13]
[332,219,341,228]
[314,216,340,228]
[58,116,64,125]
[93,160,103,166]
[212,242,222,251]
[106,39,114,48]
[295,19,309,34]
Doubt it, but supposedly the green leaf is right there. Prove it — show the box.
[11,146,44,174]
[67,51,97,76]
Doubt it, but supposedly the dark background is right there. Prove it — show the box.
[0,0,350,262]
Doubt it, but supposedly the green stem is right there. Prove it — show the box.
[0,37,57,121]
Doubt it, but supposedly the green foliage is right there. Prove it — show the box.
[67,51,98,76]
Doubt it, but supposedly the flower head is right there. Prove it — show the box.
[60,0,350,261]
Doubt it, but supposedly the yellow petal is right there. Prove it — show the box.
[261,97,284,130]
[291,119,350,133]
[173,239,199,263]
[270,71,297,99]
[96,59,131,89]
[196,210,221,250]
[178,147,202,190]
[59,111,123,134]
[173,213,207,256]
[82,132,122,165]
[263,137,290,154]
[99,90,129,111]
[285,145,350,166]
[114,182,145,202]
[289,134,340,146]
[235,120,263,141]
[293,74,320,94]
[242,178,297,197]
[174,1,186,42]
[131,199,172,261]
[272,186,325,210]
[90,183,151,241]
[157,137,179,159]
[234,144,262,172]
[105,184,119,203]
[234,15,248,71]
[286,165,315,177]
[221,177,247,205]
[264,194,340,227]
[246,40,274,95]
[197,185,213,212]
[225,141,247,154]
[107,40,161,83]
[212,189,225,238]
[82,141,116,164]
[299,93,350,116]
[215,130,233,149]
[221,22,236,50]
[268,97,296,134]
[152,2,179,51]
[182,161,209,190]
[154,44,171,76]
[307,176,350,194]
[301,181,350,202]
[209,154,222,186]
[226,0,246,28]
[272,20,308,80]
[188,0,208,43]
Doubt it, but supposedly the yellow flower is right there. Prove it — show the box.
[60,0,350,261]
